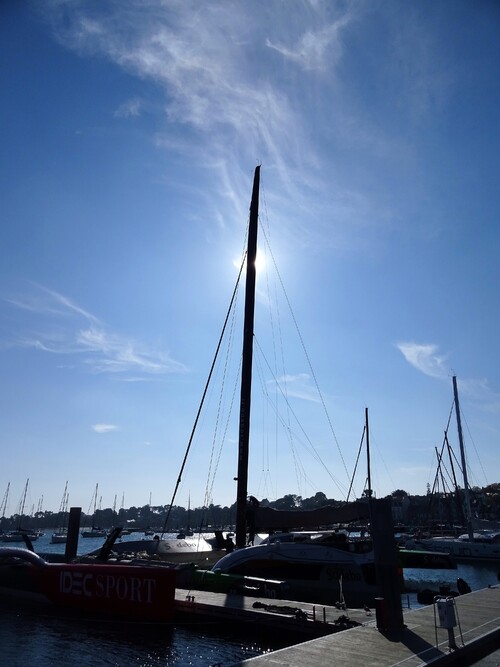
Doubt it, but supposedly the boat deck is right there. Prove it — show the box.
[175,584,500,665]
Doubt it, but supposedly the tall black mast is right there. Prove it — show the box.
[235,166,260,548]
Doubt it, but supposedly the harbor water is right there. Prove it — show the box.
[1,531,499,666]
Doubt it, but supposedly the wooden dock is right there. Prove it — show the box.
[175,585,500,666]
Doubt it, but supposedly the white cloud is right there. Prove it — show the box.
[114,97,143,118]
[6,283,99,323]
[265,19,348,71]
[274,373,321,403]
[396,342,447,378]
[44,1,351,201]
[4,284,187,379]
[42,0,457,255]
[92,423,118,433]
[396,343,500,414]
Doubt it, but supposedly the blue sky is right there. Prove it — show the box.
[1,1,499,516]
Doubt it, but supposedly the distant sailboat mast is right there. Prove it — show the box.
[0,482,10,531]
[452,375,474,542]
[235,166,260,549]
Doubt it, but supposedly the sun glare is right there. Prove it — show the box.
[232,248,266,274]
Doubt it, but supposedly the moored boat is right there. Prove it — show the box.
[87,533,226,567]
[0,546,176,621]
[81,484,107,538]
[51,482,69,544]
[0,530,39,543]
[405,377,500,563]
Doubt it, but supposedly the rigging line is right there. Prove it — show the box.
[435,449,455,524]
[436,448,454,496]
[253,335,349,498]
[253,349,305,494]
[258,177,294,483]
[448,411,478,491]
[438,441,457,491]
[425,402,455,496]
[259,223,351,489]
[346,425,365,503]
[203,279,241,507]
[445,399,454,434]
[445,431,466,525]
[447,444,467,488]
[205,351,242,509]
[461,408,489,487]
[161,253,247,535]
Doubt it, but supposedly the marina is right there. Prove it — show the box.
[3,2,500,666]
[1,536,500,666]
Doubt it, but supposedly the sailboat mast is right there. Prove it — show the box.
[235,165,260,549]
[452,375,474,541]
[365,407,372,499]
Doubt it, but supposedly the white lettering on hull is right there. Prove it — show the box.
[59,571,157,604]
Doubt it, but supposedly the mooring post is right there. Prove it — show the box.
[371,497,405,632]
[65,506,81,562]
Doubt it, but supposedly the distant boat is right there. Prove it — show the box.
[0,479,39,543]
[81,484,107,538]
[177,494,194,538]
[81,527,107,538]
[406,377,500,562]
[0,482,10,537]
[0,530,39,543]
[51,481,69,544]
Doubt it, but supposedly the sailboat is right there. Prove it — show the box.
[0,479,39,543]
[206,167,383,607]
[176,495,194,539]
[81,484,107,538]
[0,482,10,537]
[407,376,500,562]
[208,168,458,607]
[51,482,69,544]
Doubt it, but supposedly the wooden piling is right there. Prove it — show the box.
[64,507,81,562]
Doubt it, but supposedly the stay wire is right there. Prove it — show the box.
[161,253,247,535]
[259,223,351,493]
[253,336,349,498]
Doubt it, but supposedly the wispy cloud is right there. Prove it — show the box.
[265,19,348,71]
[92,423,118,433]
[114,97,143,118]
[458,378,500,414]
[274,373,321,403]
[4,284,187,379]
[44,1,356,222]
[42,0,458,256]
[6,283,99,324]
[396,342,447,378]
[397,341,500,414]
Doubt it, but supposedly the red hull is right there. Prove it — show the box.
[0,549,176,622]
[38,563,176,621]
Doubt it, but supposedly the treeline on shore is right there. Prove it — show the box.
[1,484,499,532]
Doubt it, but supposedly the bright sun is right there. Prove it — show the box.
[233,248,266,274]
